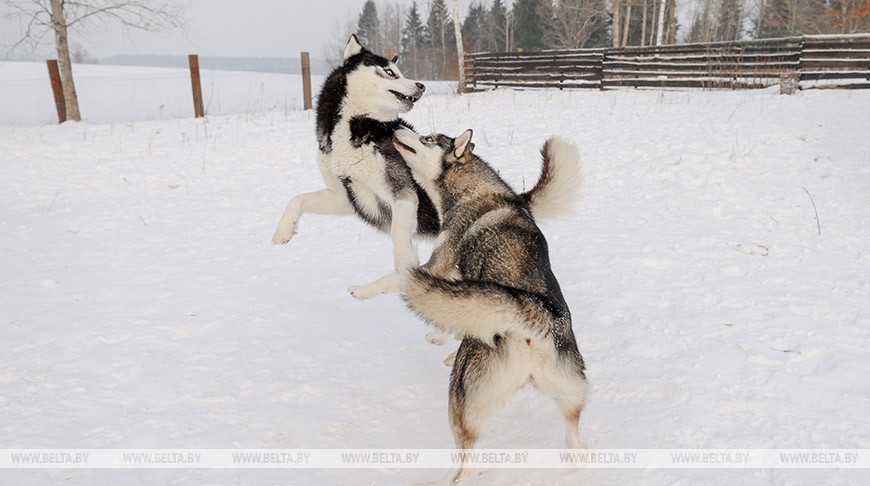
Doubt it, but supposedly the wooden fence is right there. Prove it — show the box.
[463,34,870,92]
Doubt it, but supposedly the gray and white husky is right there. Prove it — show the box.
[392,128,588,485]
[271,35,438,298]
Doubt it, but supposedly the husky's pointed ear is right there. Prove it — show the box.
[390,55,399,64]
[344,34,364,60]
[453,129,474,160]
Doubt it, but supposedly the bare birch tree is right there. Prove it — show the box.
[452,0,464,92]
[3,0,186,121]
[655,0,666,44]
[323,15,357,69]
[612,0,621,47]
[621,0,632,46]
[503,9,514,51]
[640,0,648,45]
[546,0,609,49]
[378,2,403,56]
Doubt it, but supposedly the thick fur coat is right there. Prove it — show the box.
[271,35,437,298]
[393,129,588,486]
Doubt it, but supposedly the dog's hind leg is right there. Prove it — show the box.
[532,359,588,450]
[560,399,585,450]
[347,193,419,300]
[388,195,420,271]
[417,339,526,486]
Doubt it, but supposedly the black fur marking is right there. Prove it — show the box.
[349,117,413,148]
[315,48,392,154]
[358,50,391,68]
[315,47,439,237]
[339,177,391,232]
[380,145,419,198]
[315,68,346,154]
[414,180,440,235]
[346,116,440,236]
[520,138,554,205]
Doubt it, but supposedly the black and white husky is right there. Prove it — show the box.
[393,128,587,485]
[271,35,438,298]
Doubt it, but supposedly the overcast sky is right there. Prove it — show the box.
[2,0,697,62]
[1,0,397,60]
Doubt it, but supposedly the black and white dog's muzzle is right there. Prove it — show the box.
[391,83,425,104]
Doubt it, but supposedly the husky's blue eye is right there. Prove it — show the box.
[385,69,396,77]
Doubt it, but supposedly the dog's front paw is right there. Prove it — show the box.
[271,225,297,245]
[348,273,401,301]
[348,284,379,301]
[426,329,450,345]
[443,351,457,367]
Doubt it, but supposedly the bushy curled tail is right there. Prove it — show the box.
[521,137,582,221]
[402,269,555,344]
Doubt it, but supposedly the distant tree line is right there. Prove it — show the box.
[688,0,870,42]
[338,0,870,80]
[349,0,463,80]
[345,0,614,79]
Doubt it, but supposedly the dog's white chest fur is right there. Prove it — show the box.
[319,117,390,219]
[328,120,383,178]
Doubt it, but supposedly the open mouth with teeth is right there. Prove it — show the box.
[390,90,420,104]
[394,138,416,154]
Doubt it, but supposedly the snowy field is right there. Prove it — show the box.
[1,65,870,486]
[0,61,456,125]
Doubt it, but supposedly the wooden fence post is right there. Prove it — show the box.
[46,60,66,123]
[780,71,800,94]
[301,52,312,111]
[462,53,473,93]
[188,54,205,118]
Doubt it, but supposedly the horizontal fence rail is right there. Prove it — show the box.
[463,34,870,92]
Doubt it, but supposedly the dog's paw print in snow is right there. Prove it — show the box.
[736,244,769,256]
[625,342,668,359]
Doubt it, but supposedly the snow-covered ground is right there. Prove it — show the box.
[1,66,869,485]
[0,61,457,126]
